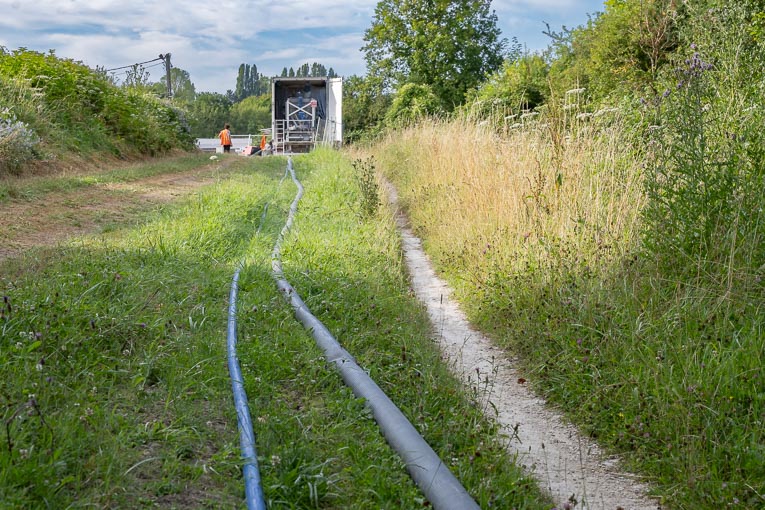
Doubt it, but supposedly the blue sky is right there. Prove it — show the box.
[0,1,604,94]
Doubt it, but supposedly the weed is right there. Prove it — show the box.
[351,156,380,218]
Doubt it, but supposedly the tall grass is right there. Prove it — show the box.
[369,106,765,508]
[372,113,644,291]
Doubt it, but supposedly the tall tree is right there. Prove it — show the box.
[363,0,507,110]
[235,63,263,100]
[150,67,196,102]
[169,67,196,102]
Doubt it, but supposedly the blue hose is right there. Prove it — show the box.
[226,162,289,509]
[227,265,267,510]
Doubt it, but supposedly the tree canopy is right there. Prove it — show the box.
[234,63,270,101]
[280,62,337,78]
[362,0,507,110]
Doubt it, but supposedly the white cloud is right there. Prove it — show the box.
[0,0,603,93]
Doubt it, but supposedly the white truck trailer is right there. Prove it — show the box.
[271,76,342,154]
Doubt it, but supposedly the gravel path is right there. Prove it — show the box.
[389,184,661,510]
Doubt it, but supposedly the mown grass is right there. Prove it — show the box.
[368,115,765,509]
[1,150,551,508]
[0,153,216,202]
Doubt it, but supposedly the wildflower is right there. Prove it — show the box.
[271,454,281,466]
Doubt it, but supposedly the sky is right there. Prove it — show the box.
[0,0,605,94]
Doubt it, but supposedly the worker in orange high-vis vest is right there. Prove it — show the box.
[219,124,232,153]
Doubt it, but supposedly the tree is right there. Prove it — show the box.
[150,67,196,102]
[235,63,263,100]
[362,0,507,110]
[343,74,391,142]
[545,0,681,101]
[385,82,441,127]
[230,94,271,134]
[186,92,232,138]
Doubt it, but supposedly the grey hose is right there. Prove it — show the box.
[271,158,480,510]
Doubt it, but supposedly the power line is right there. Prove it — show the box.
[104,55,164,73]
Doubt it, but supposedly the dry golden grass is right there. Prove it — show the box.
[369,114,646,282]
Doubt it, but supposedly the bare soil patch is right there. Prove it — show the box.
[0,158,234,262]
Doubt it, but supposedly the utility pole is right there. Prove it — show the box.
[160,53,172,98]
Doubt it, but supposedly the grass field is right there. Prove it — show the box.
[1,150,550,508]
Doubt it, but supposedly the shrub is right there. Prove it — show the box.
[0,107,39,174]
[0,48,194,171]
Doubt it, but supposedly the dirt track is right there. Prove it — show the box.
[0,158,231,262]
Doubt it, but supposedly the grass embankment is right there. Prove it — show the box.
[1,150,550,508]
[369,117,765,509]
[0,48,193,178]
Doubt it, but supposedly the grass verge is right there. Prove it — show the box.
[0,152,219,203]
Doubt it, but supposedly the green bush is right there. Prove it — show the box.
[384,82,441,127]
